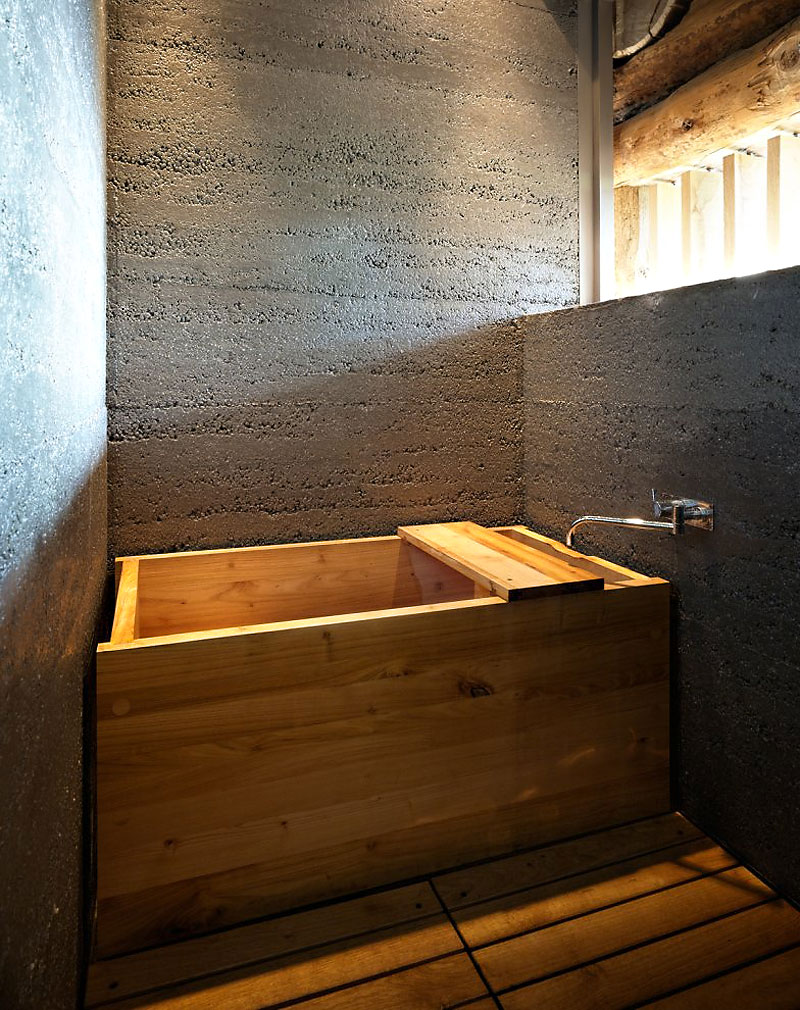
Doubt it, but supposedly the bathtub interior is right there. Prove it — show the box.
[133,535,494,638]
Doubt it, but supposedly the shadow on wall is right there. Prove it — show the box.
[107,319,531,557]
[521,267,800,673]
[540,0,581,40]
[520,265,800,907]
[0,458,108,1008]
[104,0,582,559]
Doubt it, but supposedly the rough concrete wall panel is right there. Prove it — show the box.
[107,0,579,555]
[522,266,800,905]
[0,1,107,1005]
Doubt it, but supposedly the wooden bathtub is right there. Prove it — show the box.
[95,522,670,957]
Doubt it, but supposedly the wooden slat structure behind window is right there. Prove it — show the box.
[681,168,724,287]
[767,132,800,270]
[723,151,768,277]
[615,126,800,298]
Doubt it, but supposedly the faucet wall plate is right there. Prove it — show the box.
[651,490,714,531]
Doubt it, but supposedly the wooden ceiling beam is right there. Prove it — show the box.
[615,14,800,187]
[614,0,800,124]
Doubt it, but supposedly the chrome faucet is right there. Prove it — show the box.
[565,490,714,548]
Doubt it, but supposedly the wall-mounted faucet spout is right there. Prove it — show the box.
[565,490,714,548]
[566,514,674,547]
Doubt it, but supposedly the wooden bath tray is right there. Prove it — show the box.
[397,521,603,600]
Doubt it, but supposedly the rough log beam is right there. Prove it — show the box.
[615,15,800,187]
[614,0,800,124]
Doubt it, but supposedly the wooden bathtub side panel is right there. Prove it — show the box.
[95,582,670,957]
[94,771,670,960]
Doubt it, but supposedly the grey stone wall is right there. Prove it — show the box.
[0,2,107,1006]
[106,0,579,556]
[522,266,800,904]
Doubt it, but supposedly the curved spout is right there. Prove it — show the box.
[566,515,676,548]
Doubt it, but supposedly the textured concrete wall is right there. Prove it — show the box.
[522,266,800,903]
[0,2,106,1006]
[106,0,579,556]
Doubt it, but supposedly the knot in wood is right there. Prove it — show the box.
[460,679,493,698]
[779,46,800,72]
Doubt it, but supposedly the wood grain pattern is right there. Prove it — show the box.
[500,900,800,1009]
[135,536,487,637]
[100,682,667,897]
[97,663,665,808]
[614,0,800,123]
[475,866,775,992]
[94,954,491,1010]
[96,528,669,956]
[253,956,491,1010]
[644,942,800,1009]
[95,772,671,960]
[110,559,139,645]
[397,522,602,600]
[86,815,800,1010]
[451,838,738,948]
[99,917,463,1010]
[614,183,643,297]
[615,15,800,186]
[495,526,644,584]
[434,812,700,910]
[87,882,440,1006]
[456,522,605,589]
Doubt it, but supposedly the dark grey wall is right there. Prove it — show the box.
[106,0,579,557]
[0,2,107,1006]
[522,266,800,903]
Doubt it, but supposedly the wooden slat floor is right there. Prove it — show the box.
[86,813,800,1010]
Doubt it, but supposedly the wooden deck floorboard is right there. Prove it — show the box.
[87,813,800,1010]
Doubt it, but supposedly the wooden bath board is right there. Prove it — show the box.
[397,521,604,600]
